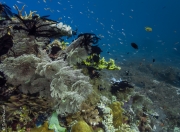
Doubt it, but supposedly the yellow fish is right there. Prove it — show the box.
[145,27,152,32]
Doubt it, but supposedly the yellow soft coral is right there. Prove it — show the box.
[109,101,123,128]
[107,58,121,70]
[83,55,121,70]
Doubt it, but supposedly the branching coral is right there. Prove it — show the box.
[50,22,72,36]
[80,103,100,126]
[0,94,52,131]
[13,5,38,20]
[66,102,101,126]
[118,123,139,132]
[98,101,116,132]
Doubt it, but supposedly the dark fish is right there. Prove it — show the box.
[107,51,110,54]
[131,43,138,49]
[153,59,155,62]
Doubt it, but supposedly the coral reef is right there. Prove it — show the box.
[0,4,94,116]
[1,3,174,132]
[0,6,100,132]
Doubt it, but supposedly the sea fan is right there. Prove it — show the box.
[0,54,40,85]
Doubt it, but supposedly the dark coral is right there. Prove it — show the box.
[0,84,20,102]
[110,81,134,94]
[92,54,100,63]
[0,71,6,87]
[78,33,100,54]
[91,45,102,55]
[0,33,13,56]
[13,14,59,38]
[87,67,100,79]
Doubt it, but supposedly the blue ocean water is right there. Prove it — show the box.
[3,0,180,66]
